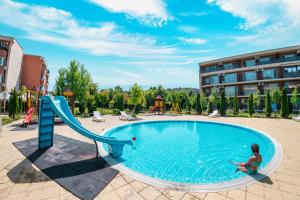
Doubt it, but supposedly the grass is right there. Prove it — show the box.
[1,115,22,125]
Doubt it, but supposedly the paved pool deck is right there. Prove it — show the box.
[1,114,300,200]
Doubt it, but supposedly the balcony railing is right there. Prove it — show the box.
[201,55,300,73]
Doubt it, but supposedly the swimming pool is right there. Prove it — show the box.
[99,120,282,191]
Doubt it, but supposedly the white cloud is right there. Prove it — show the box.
[207,0,300,47]
[0,0,176,58]
[179,12,210,17]
[89,0,172,27]
[113,69,144,79]
[178,37,207,45]
[177,25,199,34]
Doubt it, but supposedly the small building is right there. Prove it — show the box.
[0,35,23,92]
[21,54,49,94]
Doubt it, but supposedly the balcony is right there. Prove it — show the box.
[201,55,300,74]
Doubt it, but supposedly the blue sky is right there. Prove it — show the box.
[1,0,300,90]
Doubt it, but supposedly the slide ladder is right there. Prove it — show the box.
[38,95,132,158]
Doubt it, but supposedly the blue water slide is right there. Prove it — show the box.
[38,95,132,158]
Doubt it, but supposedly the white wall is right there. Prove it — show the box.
[6,40,23,91]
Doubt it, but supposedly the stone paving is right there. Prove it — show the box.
[0,115,300,200]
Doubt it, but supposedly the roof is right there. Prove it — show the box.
[0,34,24,50]
[199,45,300,67]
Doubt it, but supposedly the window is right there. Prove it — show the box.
[225,86,237,97]
[205,65,218,72]
[224,63,233,69]
[243,85,257,96]
[245,59,256,67]
[284,54,296,59]
[203,77,210,85]
[0,73,3,83]
[264,83,278,94]
[259,56,270,64]
[263,69,277,79]
[210,75,219,84]
[0,57,4,66]
[224,73,237,83]
[243,71,257,81]
[283,66,300,78]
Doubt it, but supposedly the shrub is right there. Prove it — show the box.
[219,90,226,116]
[248,94,254,117]
[233,95,239,116]
[280,88,289,118]
[113,109,120,115]
[196,93,202,115]
[207,100,213,114]
[264,91,272,117]
[8,89,19,119]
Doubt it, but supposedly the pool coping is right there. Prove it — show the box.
[98,119,283,192]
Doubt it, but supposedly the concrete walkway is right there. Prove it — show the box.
[1,115,300,200]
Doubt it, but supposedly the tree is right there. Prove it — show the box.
[248,94,254,117]
[271,88,281,109]
[128,83,145,115]
[219,90,226,116]
[207,100,213,114]
[209,88,219,109]
[290,87,299,113]
[200,92,207,112]
[253,90,261,109]
[196,93,202,115]
[8,89,19,119]
[264,90,272,117]
[54,60,93,113]
[280,88,289,118]
[233,94,239,116]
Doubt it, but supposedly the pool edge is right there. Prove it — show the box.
[98,119,283,192]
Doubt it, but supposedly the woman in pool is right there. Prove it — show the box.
[234,144,262,175]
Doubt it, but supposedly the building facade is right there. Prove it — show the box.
[21,55,49,94]
[0,35,49,94]
[199,45,300,98]
[0,35,23,92]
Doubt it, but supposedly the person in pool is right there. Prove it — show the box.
[234,144,262,175]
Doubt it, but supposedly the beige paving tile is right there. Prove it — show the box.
[42,185,60,199]
[139,186,161,200]
[98,184,114,195]
[10,183,29,194]
[156,194,170,200]
[278,181,298,195]
[109,176,128,189]
[0,182,14,197]
[226,189,246,200]
[60,193,79,200]
[97,190,121,200]
[246,192,266,200]
[263,187,282,200]
[205,193,226,200]
[23,188,43,200]
[129,180,148,192]
[188,192,206,200]
[121,174,135,183]
[181,193,199,200]
[247,184,264,197]
[115,184,137,200]
[163,190,185,200]
[280,192,300,200]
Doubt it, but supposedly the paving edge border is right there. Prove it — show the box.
[98,119,283,192]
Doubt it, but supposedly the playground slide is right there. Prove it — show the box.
[24,107,34,124]
[38,95,132,158]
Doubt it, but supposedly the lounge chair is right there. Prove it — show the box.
[93,111,105,122]
[208,110,220,118]
[119,111,137,121]
[292,115,300,122]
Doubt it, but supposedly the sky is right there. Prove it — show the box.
[1,0,300,90]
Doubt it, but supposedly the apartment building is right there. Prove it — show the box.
[0,35,49,94]
[21,55,49,94]
[199,45,300,98]
[0,35,23,92]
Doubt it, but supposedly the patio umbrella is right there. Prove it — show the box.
[0,92,10,101]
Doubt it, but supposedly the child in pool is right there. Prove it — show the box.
[234,144,262,175]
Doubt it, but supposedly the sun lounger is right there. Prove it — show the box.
[93,111,105,122]
[292,115,300,121]
[119,111,137,121]
[208,110,220,118]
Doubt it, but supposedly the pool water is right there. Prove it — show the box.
[103,121,275,184]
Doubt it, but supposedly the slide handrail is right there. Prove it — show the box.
[42,95,132,146]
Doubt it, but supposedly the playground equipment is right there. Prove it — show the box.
[150,95,164,114]
[170,102,180,114]
[23,107,34,127]
[38,95,132,158]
